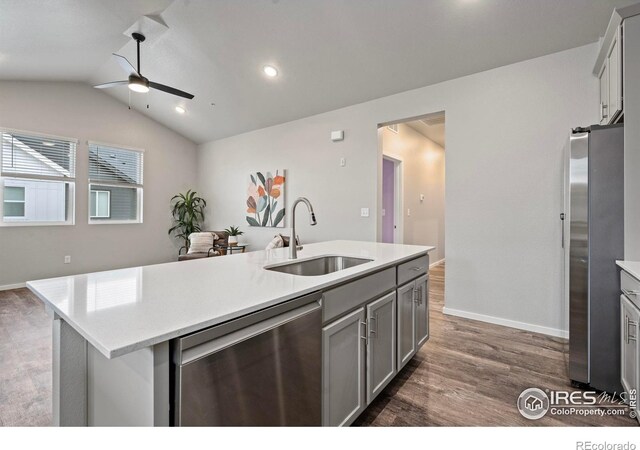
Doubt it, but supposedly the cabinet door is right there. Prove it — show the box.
[415,274,429,349]
[397,281,416,370]
[599,62,609,125]
[322,307,366,426]
[366,292,396,403]
[608,27,623,122]
[620,295,639,399]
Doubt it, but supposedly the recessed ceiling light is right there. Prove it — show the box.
[175,106,186,114]
[263,65,278,77]
[42,141,55,147]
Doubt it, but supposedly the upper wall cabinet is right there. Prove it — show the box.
[597,25,623,125]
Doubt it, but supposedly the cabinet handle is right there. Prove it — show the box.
[601,102,608,120]
[369,315,377,337]
[629,319,638,343]
[625,316,629,343]
[360,320,368,342]
[413,288,419,304]
[622,288,640,298]
[411,266,425,272]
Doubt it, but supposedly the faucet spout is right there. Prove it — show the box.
[290,197,317,259]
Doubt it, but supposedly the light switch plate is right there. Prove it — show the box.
[340,157,346,167]
[64,256,71,264]
[361,208,370,217]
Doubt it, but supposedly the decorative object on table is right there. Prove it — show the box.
[246,170,286,228]
[168,189,207,250]
[224,225,244,246]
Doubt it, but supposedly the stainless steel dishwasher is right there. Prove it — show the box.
[172,291,322,426]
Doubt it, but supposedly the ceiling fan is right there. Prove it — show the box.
[94,32,194,100]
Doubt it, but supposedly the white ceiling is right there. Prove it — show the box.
[406,116,446,148]
[1,0,637,144]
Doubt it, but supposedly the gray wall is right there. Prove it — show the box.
[382,123,446,264]
[624,16,640,261]
[198,44,599,337]
[0,81,198,287]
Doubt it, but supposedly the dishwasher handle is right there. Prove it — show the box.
[181,297,321,365]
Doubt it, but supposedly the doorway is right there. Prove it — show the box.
[378,112,446,265]
[382,156,402,243]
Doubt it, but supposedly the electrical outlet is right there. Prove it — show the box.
[64,255,71,264]
[407,208,411,217]
[360,208,370,217]
[340,157,346,167]
[382,209,386,217]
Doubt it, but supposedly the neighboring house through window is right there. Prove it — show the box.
[1,130,77,225]
[88,142,143,224]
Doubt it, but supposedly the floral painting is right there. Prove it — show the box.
[246,170,286,227]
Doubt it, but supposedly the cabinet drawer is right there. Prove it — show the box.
[397,255,429,286]
[621,270,640,310]
[323,268,395,323]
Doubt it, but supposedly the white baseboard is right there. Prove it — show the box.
[442,306,568,339]
[429,258,445,268]
[0,282,26,291]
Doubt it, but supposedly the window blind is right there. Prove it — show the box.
[88,142,144,188]
[1,130,77,180]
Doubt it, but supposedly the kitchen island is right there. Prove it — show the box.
[28,240,434,426]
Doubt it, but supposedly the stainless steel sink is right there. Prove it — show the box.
[265,255,373,276]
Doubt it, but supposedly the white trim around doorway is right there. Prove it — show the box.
[382,153,404,244]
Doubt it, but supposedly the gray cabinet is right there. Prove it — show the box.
[322,307,366,427]
[620,294,639,403]
[415,275,429,348]
[366,292,397,403]
[597,24,623,124]
[599,61,609,124]
[397,274,429,370]
[397,281,416,369]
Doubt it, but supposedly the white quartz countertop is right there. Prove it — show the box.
[28,240,433,359]
[617,260,640,282]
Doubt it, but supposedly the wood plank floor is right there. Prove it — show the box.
[355,263,637,426]
[0,263,636,426]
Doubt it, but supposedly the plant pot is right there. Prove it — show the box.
[228,236,238,246]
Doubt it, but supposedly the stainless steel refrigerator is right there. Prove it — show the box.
[563,123,624,394]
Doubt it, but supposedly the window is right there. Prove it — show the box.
[90,190,110,218]
[1,130,76,225]
[88,142,143,224]
[3,186,25,217]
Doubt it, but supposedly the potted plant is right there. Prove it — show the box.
[224,225,244,246]
[168,190,207,250]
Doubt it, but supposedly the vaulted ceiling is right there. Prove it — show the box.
[1,0,636,144]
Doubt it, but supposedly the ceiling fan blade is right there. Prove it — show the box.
[112,53,139,77]
[149,81,194,99]
[93,81,128,89]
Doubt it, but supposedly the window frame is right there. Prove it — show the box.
[87,141,144,225]
[90,189,111,219]
[0,128,77,227]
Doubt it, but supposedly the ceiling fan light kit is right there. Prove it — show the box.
[94,32,194,100]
